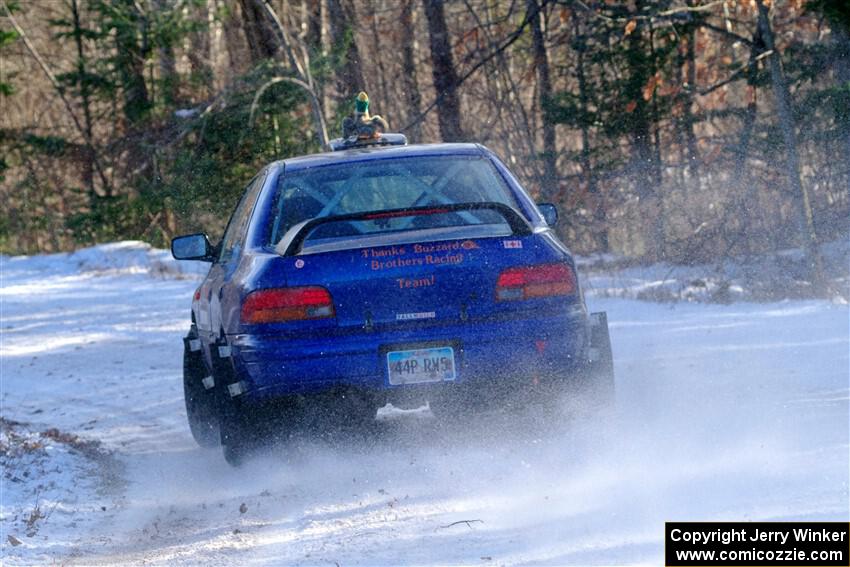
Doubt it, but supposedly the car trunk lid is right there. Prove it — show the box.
[278,233,560,331]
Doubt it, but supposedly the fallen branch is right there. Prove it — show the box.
[437,519,484,530]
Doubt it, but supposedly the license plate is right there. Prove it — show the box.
[387,346,456,385]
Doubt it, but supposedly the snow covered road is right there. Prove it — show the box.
[1,243,848,565]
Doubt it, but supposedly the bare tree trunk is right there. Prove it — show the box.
[368,0,390,108]
[223,0,247,76]
[328,0,366,106]
[731,28,763,254]
[625,2,663,259]
[527,0,556,186]
[400,0,422,141]
[186,0,214,97]
[832,25,850,200]
[114,0,151,126]
[304,0,322,53]
[622,5,657,187]
[756,0,825,291]
[573,13,607,252]
[239,0,283,63]
[302,0,327,116]
[70,0,97,204]
[155,0,180,106]
[422,0,464,142]
[647,16,665,260]
[679,6,699,182]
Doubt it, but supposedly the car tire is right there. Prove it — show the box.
[219,401,256,467]
[210,338,258,467]
[183,332,220,448]
[222,438,250,467]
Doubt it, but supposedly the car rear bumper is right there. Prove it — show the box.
[227,309,589,402]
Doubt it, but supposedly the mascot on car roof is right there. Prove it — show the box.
[342,92,389,140]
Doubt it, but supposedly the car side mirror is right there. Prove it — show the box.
[537,203,559,226]
[171,233,214,262]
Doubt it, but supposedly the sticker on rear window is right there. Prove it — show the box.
[503,240,523,249]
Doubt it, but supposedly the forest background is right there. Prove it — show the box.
[1,0,848,293]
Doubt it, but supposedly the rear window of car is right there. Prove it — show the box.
[266,155,522,250]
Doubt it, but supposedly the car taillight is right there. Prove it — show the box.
[241,287,335,324]
[496,263,576,301]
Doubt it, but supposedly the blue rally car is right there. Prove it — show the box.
[172,135,614,465]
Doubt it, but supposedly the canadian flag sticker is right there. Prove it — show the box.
[503,240,523,249]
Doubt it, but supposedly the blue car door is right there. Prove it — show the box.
[205,173,267,345]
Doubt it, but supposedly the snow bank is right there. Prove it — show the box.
[577,236,849,303]
[3,236,846,305]
[0,241,210,281]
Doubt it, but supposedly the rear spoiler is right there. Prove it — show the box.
[276,202,533,256]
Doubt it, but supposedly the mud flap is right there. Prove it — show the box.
[209,339,256,466]
[586,312,615,404]
[183,332,220,448]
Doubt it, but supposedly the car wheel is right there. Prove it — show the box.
[183,332,220,448]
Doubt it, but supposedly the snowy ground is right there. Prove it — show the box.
[577,237,850,303]
[1,242,848,565]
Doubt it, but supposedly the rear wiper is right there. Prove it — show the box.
[275,202,533,256]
